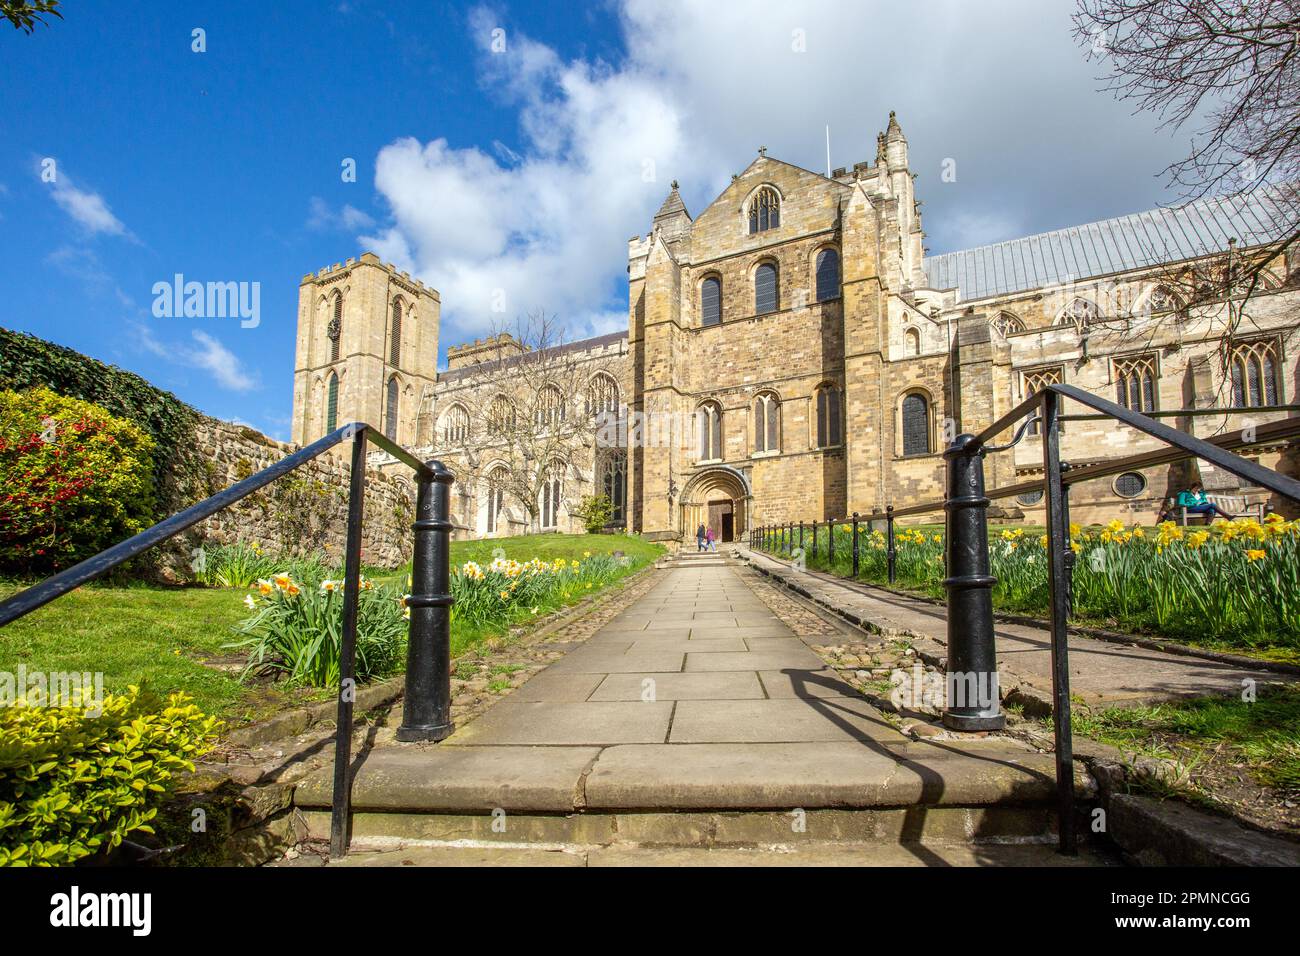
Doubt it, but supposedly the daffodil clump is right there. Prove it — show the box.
[227,573,407,687]
[778,514,1300,652]
[450,552,628,628]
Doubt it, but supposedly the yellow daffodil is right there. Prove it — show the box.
[1245,549,1266,562]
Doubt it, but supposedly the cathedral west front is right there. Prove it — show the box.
[292,113,1300,543]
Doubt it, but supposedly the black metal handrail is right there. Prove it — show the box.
[751,386,1300,855]
[0,422,456,860]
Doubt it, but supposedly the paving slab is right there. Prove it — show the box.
[684,648,827,671]
[295,745,599,812]
[624,637,749,654]
[499,672,605,703]
[444,701,675,745]
[544,648,686,674]
[759,668,865,699]
[589,672,766,701]
[668,697,907,743]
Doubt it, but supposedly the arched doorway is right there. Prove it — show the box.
[680,466,751,544]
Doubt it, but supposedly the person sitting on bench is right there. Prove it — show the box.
[1166,482,1234,523]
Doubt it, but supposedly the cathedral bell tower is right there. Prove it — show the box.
[291,252,441,448]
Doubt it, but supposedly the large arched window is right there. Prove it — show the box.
[535,384,566,428]
[325,372,339,432]
[328,292,343,362]
[748,186,780,234]
[1230,339,1281,408]
[901,392,931,456]
[755,262,778,315]
[753,392,779,454]
[1058,297,1099,334]
[488,395,516,435]
[816,384,841,448]
[540,461,564,529]
[585,373,619,417]
[384,376,400,440]
[485,466,508,534]
[389,299,403,366]
[1115,357,1157,412]
[990,311,1024,338]
[701,276,722,327]
[815,248,840,302]
[442,403,470,444]
[697,401,723,461]
[601,452,626,524]
[1023,367,1064,436]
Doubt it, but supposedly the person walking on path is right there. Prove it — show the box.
[706,526,718,552]
[696,523,707,552]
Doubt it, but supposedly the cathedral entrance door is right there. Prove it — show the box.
[708,499,734,543]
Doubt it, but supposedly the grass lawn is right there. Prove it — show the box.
[1061,685,1300,833]
[0,532,662,723]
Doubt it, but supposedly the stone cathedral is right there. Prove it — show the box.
[292,114,1300,544]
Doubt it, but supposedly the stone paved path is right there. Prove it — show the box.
[299,554,1070,819]
[739,547,1291,710]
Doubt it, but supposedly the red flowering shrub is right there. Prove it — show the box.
[0,386,156,576]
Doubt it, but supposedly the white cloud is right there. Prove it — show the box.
[308,196,376,231]
[361,1,1188,343]
[47,171,131,238]
[136,323,258,392]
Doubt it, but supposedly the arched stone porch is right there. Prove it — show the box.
[679,465,752,544]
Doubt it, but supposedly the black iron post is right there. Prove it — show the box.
[1060,464,1075,617]
[1041,392,1078,855]
[330,428,368,860]
[397,460,456,743]
[886,505,896,584]
[851,513,860,577]
[941,433,1005,733]
[811,520,818,558]
[828,518,835,562]
[799,521,804,552]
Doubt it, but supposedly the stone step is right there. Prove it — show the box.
[298,804,1066,849]
[295,839,1117,867]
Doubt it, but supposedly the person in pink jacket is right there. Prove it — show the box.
[705,526,717,552]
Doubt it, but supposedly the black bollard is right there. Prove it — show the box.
[397,460,456,742]
[941,435,1004,731]
[886,505,897,584]
[852,512,860,577]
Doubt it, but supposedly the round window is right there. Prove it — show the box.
[1016,490,1044,506]
[1113,472,1147,499]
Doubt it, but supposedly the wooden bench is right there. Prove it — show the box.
[1162,494,1266,525]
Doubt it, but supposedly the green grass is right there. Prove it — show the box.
[1066,684,1300,793]
[0,533,662,723]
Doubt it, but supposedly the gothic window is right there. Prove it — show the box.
[701,276,722,327]
[697,401,723,461]
[990,311,1024,338]
[1145,285,1180,315]
[585,373,619,418]
[540,461,564,529]
[753,392,779,454]
[1115,356,1157,413]
[1023,367,1064,436]
[486,467,508,534]
[816,383,842,448]
[488,395,516,435]
[748,186,780,234]
[442,403,470,444]
[904,328,921,356]
[901,392,931,456]
[601,452,626,524]
[815,248,840,302]
[325,372,339,433]
[535,384,566,428]
[384,377,400,441]
[1229,339,1281,408]
[328,292,343,362]
[389,299,403,366]
[755,262,778,315]
[1058,297,1099,334]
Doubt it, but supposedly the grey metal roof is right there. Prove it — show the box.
[924,184,1297,301]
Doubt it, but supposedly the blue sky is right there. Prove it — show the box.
[0,1,1192,440]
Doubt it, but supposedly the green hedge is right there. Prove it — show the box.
[0,327,208,519]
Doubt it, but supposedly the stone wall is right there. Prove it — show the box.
[184,419,413,569]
